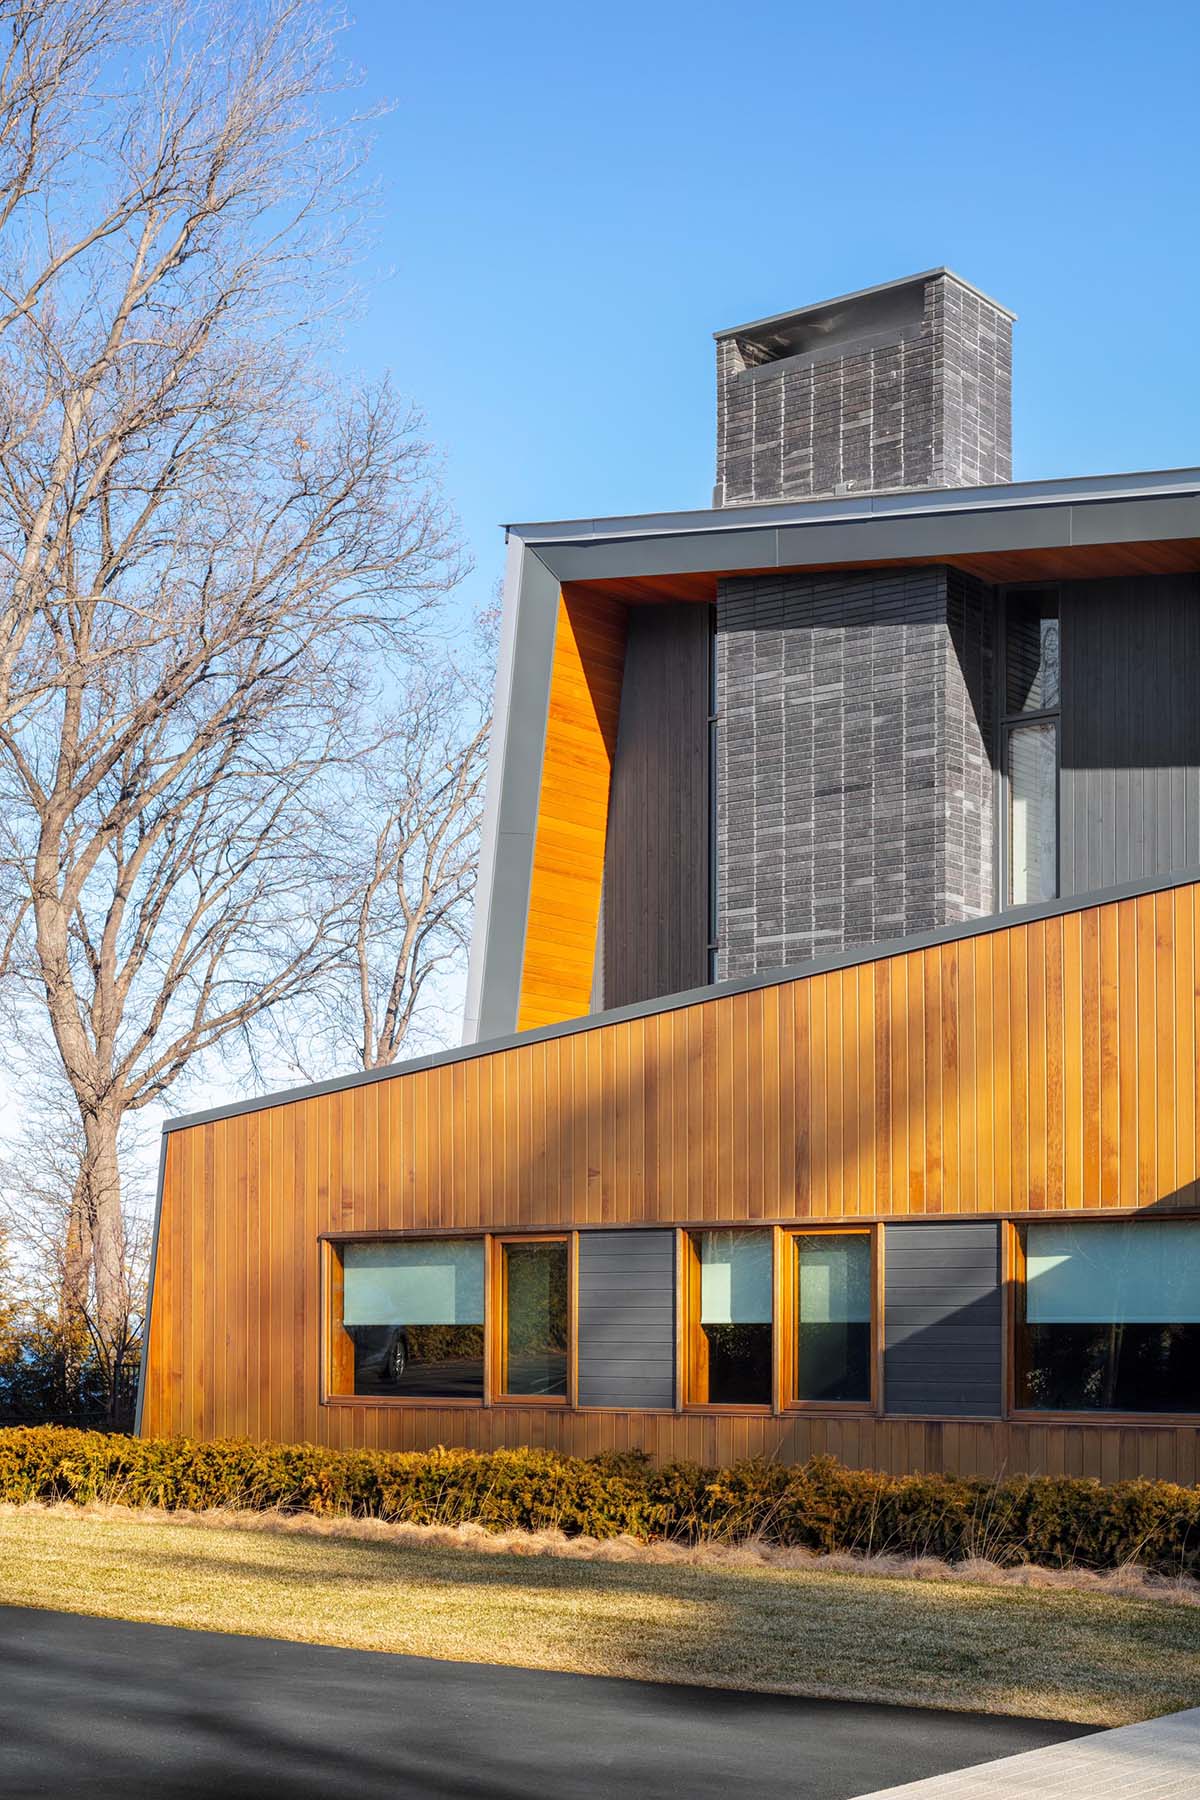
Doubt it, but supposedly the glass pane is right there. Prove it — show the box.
[1021,1221,1200,1412]
[1006,592,1059,713]
[504,1240,568,1396]
[1008,722,1057,904]
[794,1233,871,1403]
[700,1230,772,1322]
[697,1230,772,1404]
[344,1239,484,1398]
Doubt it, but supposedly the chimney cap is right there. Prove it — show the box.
[713,267,1017,342]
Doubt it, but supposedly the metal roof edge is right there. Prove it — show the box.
[160,865,1200,1136]
[713,267,1018,339]
[503,467,1200,547]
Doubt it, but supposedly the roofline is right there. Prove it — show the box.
[712,266,1018,340]
[504,466,1200,546]
[163,866,1200,1136]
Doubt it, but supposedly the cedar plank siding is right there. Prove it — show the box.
[142,880,1200,1480]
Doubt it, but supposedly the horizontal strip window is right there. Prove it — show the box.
[1015,1219,1200,1414]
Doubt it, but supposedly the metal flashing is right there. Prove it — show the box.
[505,467,1200,546]
[712,267,1018,338]
[133,1132,168,1435]
[160,863,1200,1137]
[461,544,562,1043]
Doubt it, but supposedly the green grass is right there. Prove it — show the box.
[1,1505,1198,1725]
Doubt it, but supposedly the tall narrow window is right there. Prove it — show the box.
[1007,721,1057,905]
[688,1229,772,1406]
[1017,1220,1200,1413]
[500,1237,570,1399]
[1003,589,1060,905]
[792,1231,872,1404]
[339,1239,485,1399]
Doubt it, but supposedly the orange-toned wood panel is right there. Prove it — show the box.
[142,880,1200,1477]
[516,587,627,1032]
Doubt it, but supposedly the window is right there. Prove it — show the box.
[1002,589,1059,906]
[338,1238,485,1399]
[791,1231,872,1405]
[1017,1220,1200,1414]
[498,1237,570,1400]
[1007,721,1057,905]
[686,1229,772,1406]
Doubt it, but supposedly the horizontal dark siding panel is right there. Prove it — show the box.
[883,1222,1002,1418]
[577,1229,676,1410]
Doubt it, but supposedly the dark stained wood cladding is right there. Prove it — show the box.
[1060,574,1200,896]
[602,604,711,1009]
[142,879,1200,1480]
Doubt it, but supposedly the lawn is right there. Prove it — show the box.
[1,1505,1198,1726]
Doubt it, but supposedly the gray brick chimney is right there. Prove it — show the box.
[714,269,1015,507]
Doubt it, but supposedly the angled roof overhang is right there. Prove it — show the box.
[464,469,1200,1045]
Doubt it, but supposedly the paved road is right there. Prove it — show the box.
[0,1605,1095,1800]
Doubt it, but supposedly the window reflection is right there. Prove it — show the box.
[503,1239,569,1397]
[1019,1220,1200,1412]
[343,1239,485,1399]
[794,1232,871,1403]
[695,1230,773,1405]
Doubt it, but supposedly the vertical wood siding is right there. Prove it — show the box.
[142,879,1200,1479]
[517,588,627,1032]
[602,603,711,1008]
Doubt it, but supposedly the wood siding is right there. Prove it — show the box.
[142,878,1200,1480]
[1061,574,1200,895]
[517,588,626,1031]
[602,603,711,1008]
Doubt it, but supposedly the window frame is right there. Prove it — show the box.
[780,1223,880,1414]
[681,1227,776,1412]
[321,1233,488,1410]
[1007,1217,1200,1424]
[491,1231,576,1408]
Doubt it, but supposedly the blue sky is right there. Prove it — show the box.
[344,0,1199,622]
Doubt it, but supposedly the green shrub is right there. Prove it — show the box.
[1,1426,1199,1573]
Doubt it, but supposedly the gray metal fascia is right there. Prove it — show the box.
[504,467,1200,547]
[461,537,561,1044]
[133,1131,169,1437]
[527,491,1200,589]
[160,862,1200,1137]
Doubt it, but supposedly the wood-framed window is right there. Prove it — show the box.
[325,1235,486,1404]
[1011,1216,1200,1418]
[492,1233,574,1405]
[683,1228,774,1409]
[780,1225,877,1412]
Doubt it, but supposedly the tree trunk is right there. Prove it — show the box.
[80,1107,127,1347]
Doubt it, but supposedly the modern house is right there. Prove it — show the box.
[139,269,1200,1482]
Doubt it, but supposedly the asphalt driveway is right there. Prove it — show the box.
[0,1604,1096,1799]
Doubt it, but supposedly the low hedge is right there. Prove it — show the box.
[2,1426,1199,1573]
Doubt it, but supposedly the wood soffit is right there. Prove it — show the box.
[565,539,1200,606]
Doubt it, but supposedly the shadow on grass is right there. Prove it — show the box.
[24,1521,1200,1727]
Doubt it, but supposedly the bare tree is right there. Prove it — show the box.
[0,1,467,1345]
[0,1100,151,1424]
[348,663,489,1069]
